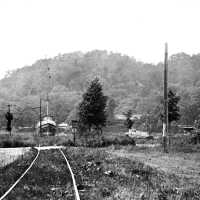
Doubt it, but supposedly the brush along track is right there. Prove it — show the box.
[0,148,80,200]
[0,148,40,200]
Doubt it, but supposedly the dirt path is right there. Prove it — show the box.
[0,147,31,167]
[108,149,200,186]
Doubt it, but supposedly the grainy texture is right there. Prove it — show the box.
[65,147,200,199]
[0,147,31,167]
[1,146,200,199]
[0,149,75,200]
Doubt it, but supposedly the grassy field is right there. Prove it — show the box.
[0,147,31,167]
[0,128,136,147]
[0,149,75,200]
[0,146,200,199]
[0,148,37,196]
[66,147,200,199]
[1,124,200,199]
[107,145,200,185]
[0,130,74,147]
[0,131,35,147]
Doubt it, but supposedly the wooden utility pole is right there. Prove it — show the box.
[5,104,14,136]
[71,120,78,146]
[46,63,51,135]
[39,98,42,136]
[163,43,168,153]
[8,104,11,136]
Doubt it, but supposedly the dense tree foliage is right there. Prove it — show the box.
[123,110,133,130]
[78,78,107,131]
[0,50,199,130]
[168,90,180,125]
[105,98,116,122]
[159,90,180,129]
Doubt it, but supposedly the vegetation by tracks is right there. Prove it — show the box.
[1,146,200,199]
[0,149,75,200]
[0,147,31,168]
[65,147,200,199]
[0,148,37,197]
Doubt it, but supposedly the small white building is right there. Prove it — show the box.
[115,114,126,120]
[126,129,149,138]
[130,114,142,120]
[36,116,56,136]
[115,114,142,120]
[58,122,71,130]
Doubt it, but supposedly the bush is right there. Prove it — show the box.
[168,135,200,153]
[0,139,34,148]
[119,136,136,145]
[101,137,113,147]
[61,140,75,146]
[101,135,135,147]
[1,140,12,148]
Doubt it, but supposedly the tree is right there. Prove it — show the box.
[123,110,133,130]
[168,90,181,127]
[78,78,107,143]
[105,98,116,123]
[160,90,180,130]
[5,111,13,134]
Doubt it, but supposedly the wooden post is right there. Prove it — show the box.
[39,98,42,136]
[72,120,78,146]
[7,104,12,136]
[73,129,76,146]
[163,43,168,153]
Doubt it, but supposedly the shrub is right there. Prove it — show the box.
[60,139,74,146]
[101,135,135,147]
[0,139,34,148]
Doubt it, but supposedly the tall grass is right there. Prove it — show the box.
[65,147,200,199]
[0,132,35,147]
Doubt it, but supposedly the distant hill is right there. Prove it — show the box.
[0,50,200,127]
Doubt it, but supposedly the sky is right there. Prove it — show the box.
[0,0,199,78]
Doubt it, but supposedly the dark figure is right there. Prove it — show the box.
[5,111,13,132]
[126,118,133,130]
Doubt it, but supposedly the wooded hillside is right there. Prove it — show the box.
[0,50,200,129]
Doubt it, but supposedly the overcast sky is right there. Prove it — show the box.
[0,0,199,78]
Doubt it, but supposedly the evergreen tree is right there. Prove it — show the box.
[78,78,107,132]
[160,90,181,127]
[168,90,181,126]
[123,110,133,130]
[105,98,116,123]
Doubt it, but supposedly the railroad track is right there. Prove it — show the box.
[0,146,80,200]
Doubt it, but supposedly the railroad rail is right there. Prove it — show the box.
[0,146,80,200]
[0,147,40,200]
[59,149,80,200]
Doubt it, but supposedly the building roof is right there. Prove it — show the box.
[36,116,56,128]
[115,114,142,120]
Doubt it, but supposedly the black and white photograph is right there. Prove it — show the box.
[0,0,200,199]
